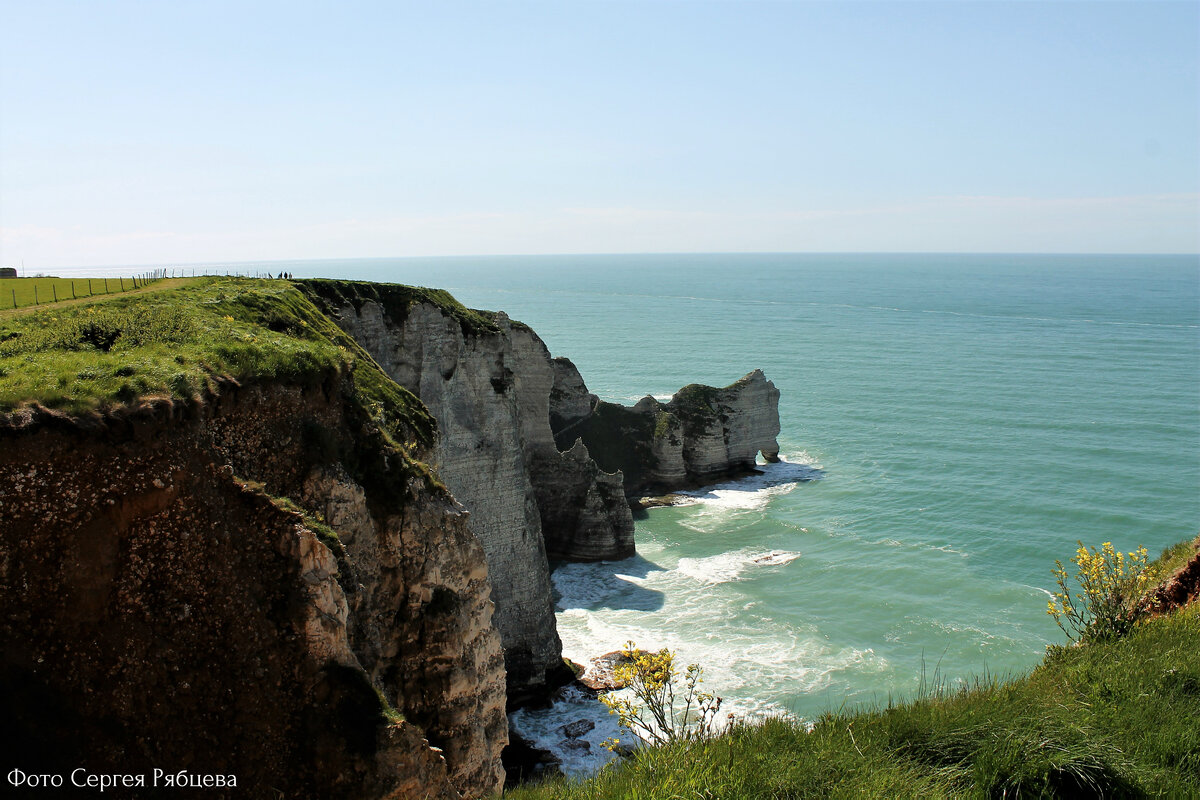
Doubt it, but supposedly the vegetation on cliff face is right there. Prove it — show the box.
[297,278,504,337]
[509,540,1200,799]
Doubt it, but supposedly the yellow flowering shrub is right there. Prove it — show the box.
[600,642,722,748]
[1047,541,1154,642]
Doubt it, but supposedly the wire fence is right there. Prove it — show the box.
[0,274,165,311]
[1,267,299,311]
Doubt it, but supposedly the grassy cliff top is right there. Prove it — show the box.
[0,277,435,449]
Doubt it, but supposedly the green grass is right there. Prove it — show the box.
[1,277,406,424]
[0,276,159,310]
[0,275,435,455]
[1152,537,1199,582]
[509,552,1200,799]
[0,274,445,512]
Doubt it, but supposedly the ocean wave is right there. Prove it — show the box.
[1017,583,1056,600]
[552,556,665,611]
[676,548,801,585]
[508,685,633,778]
[675,455,823,513]
[518,632,883,778]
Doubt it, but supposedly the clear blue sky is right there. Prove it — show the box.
[1,0,1197,268]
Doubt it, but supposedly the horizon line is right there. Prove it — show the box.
[7,249,1199,272]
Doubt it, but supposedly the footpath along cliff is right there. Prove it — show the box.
[0,277,782,798]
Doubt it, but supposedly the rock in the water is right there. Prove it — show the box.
[580,650,636,691]
[560,738,592,752]
[502,730,563,788]
[551,369,782,496]
[558,719,596,739]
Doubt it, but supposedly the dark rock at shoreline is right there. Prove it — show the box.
[501,730,563,788]
[561,738,592,753]
[558,718,596,739]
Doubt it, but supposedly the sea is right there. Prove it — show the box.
[63,252,1200,774]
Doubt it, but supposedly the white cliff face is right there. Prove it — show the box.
[668,369,782,481]
[535,439,634,561]
[300,466,507,797]
[290,521,357,668]
[508,331,634,564]
[329,301,566,701]
[550,368,783,495]
[549,357,594,431]
[304,283,780,700]
[712,369,782,466]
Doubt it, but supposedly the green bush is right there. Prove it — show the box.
[1047,541,1155,642]
[600,642,723,748]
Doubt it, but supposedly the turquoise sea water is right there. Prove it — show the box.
[72,253,1200,769]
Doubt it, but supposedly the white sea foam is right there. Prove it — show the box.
[543,534,891,777]
[508,685,634,777]
[512,632,878,778]
[676,548,801,585]
[552,557,663,611]
[1018,583,1056,600]
[675,455,822,513]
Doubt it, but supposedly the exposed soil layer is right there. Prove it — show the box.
[0,381,506,799]
[1144,542,1200,615]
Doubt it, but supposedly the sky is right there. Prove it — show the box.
[1,0,1197,268]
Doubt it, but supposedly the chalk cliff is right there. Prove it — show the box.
[550,364,782,496]
[298,281,633,704]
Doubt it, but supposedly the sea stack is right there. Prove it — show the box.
[549,364,782,497]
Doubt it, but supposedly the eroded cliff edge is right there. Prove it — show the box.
[297,280,783,704]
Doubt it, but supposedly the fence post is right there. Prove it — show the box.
[88,279,92,296]
[35,286,39,305]
[53,285,58,302]
[72,282,77,299]
[104,278,109,293]
[11,289,15,309]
